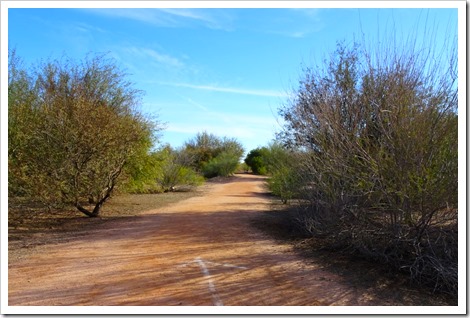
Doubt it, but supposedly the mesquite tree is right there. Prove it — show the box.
[8,52,158,217]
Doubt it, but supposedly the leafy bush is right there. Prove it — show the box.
[182,131,244,178]
[8,52,161,217]
[244,147,269,175]
[183,131,244,172]
[202,151,240,178]
[155,146,204,191]
[123,151,164,194]
[267,166,299,204]
[244,143,303,203]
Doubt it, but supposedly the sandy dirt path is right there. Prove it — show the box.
[8,174,424,306]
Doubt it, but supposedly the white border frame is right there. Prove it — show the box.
[1,1,466,315]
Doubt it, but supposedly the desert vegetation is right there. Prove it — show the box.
[8,51,243,218]
[183,131,245,178]
[247,36,458,296]
[8,52,160,217]
[245,143,301,204]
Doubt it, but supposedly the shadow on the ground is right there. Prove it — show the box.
[10,203,456,306]
[8,174,455,306]
[250,206,457,306]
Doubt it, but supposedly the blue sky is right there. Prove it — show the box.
[6,3,459,154]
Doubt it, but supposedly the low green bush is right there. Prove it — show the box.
[244,147,269,175]
[202,151,240,178]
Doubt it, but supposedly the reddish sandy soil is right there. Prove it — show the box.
[8,174,452,307]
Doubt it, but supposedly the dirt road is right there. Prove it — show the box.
[7,174,444,307]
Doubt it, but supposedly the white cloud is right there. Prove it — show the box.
[260,8,325,38]
[142,48,184,68]
[158,8,234,30]
[167,122,273,141]
[87,9,169,26]
[124,47,184,68]
[270,30,310,38]
[165,109,279,142]
[159,82,289,98]
[73,22,107,34]
[186,98,209,112]
[85,8,234,30]
[207,111,278,127]
[154,99,282,150]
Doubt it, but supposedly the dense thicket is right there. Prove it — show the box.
[276,40,458,294]
[8,52,161,217]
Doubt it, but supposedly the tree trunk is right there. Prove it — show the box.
[75,202,99,217]
[75,180,117,217]
[73,161,123,217]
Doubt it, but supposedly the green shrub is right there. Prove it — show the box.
[268,166,300,204]
[8,52,161,217]
[123,151,164,194]
[154,146,204,192]
[244,147,269,175]
[158,163,204,191]
[183,131,244,172]
[202,151,240,178]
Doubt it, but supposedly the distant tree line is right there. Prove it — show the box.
[8,51,244,217]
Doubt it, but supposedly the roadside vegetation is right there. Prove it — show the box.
[8,52,159,217]
[245,37,458,296]
[8,51,244,220]
[245,143,301,204]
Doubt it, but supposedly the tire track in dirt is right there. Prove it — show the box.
[7,174,435,306]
